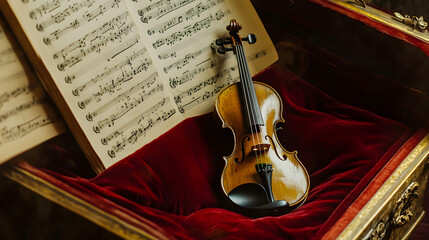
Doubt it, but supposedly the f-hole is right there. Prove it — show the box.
[235,137,250,163]
[265,135,287,161]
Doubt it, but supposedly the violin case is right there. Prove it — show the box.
[1,1,429,239]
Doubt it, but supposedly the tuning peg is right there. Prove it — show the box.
[217,46,226,54]
[216,39,224,46]
[243,34,256,44]
[215,38,233,46]
[217,46,234,54]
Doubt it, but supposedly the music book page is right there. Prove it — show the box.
[0,18,64,164]
[1,0,277,172]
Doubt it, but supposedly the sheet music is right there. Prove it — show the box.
[7,0,183,168]
[124,0,278,117]
[0,20,63,164]
[5,0,277,170]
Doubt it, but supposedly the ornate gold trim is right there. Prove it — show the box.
[351,0,366,8]
[391,182,419,227]
[365,182,421,240]
[401,210,425,240]
[323,0,429,43]
[337,134,429,239]
[393,12,428,32]
[0,164,161,240]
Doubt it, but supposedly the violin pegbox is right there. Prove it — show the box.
[215,19,257,54]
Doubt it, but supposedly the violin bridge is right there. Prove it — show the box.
[251,143,271,153]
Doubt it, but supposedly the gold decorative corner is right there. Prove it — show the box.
[365,182,420,240]
[393,12,428,32]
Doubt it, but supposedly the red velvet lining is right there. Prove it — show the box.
[20,66,412,239]
[309,0,429,56]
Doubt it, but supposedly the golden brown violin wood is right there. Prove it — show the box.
[214,19,310,212]
[215,82,310,207]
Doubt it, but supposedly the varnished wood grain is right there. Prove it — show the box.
[215,82,310,207]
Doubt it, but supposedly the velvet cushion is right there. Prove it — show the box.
[22,65,412,239]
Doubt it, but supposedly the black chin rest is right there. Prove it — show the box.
[228,183,289,210]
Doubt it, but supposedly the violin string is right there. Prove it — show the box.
[241,45,266,168]
[237,44,265,169]
[235,44,259,167]
[235,45,257,168]
[227,23,261,169]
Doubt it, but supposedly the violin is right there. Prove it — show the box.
[214,20,310,215]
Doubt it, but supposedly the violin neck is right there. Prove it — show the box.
[235,44,264,131]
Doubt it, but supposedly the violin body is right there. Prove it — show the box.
[215,81,310,212]
[214,19,309,215]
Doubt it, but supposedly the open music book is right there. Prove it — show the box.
[0,0,278,173]
[0,17,64,165]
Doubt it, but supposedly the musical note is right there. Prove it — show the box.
[0,96,46,123]
[163,45,212,73]
[40,0,123,44]
[158,49,177,60]
[155,11,230,60]
[85,72,158,122]
[0,83,34,109]
[36,0,96,32]
[101,97,169,146]
[65,35,141,84]
[146,0,224,35]
[173,50,267,113]
[76,57,153,109]
[72,46,147,94]
[152,13,225,49]
[0,16,64,163]
[29,0,67,20]
[53,12,133,71]
[169,57,222,88]
[137,0,196,24]
[106,99,176,158]
[57,24,135,70]
[174,66,238,113]
[93,84,163,133]
[0,115,55,143]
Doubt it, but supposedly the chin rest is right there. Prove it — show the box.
[228,183,289,210]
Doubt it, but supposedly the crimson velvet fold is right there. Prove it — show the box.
[23,66,411,239]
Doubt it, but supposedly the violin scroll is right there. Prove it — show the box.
[215,19,257,54]
[226,19,242,34]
